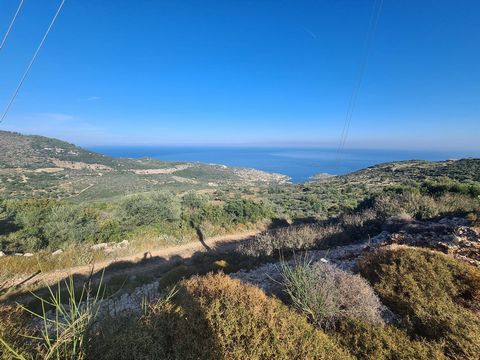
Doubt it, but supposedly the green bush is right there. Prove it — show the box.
[6,230,45,252]
[224,198,272,224]
[43,206,101,249]
[358,247,480,359]
[97,218,124,243]
[181,191,209,210]
[422,180,480,198]
[89,273,352,359]
[372,189,480,220]
[120,192,181,227]
[1,199,107,251]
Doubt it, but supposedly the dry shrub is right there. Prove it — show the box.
[0,305,38,359]
[280,258,382,329]
[334,320,446,360]
[374,192,480,220]
[89,273,352,360]
[358,247,480,359]
[240,224,336,256]
[240,209,380,257]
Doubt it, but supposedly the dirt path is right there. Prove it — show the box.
[14,230,259,291]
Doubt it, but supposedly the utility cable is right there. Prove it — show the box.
[336,0,383,160]
[0,0,24,52]
[0,0,65,124]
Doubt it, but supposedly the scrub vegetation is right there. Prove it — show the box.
[1,132,480,359]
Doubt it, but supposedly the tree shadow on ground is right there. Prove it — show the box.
[0,232,268,313]
[87,280,223,360]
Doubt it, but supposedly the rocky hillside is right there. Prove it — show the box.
[0,131,289,199]
[325,159,480,187]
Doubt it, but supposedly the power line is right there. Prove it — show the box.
[0,0,24,53]
[338,0,383,155]
[0,0,65,124]
[336,0,383,160]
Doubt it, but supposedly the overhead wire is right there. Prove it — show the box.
[336,0,384,161]
[0,0,24,53]
[0,0,65,124]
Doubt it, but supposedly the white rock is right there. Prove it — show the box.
[52,249,64,256]
[116,240,129,248]
[24,253,34,257]
[0,251,5,257]
[91,243,108,250]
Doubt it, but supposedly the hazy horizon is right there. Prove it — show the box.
[89,145,480,182]
[1,0,479,150]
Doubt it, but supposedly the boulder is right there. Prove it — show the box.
[116,240,129,248]
[52,249,64,256]
[91,243,108,251]
[383,219,480,267]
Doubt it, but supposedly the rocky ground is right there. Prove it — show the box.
[382,216,480,266]
[31,216,480,331]
[231,216,480,295]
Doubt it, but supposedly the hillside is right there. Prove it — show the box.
[1,149,480,359]
[0,131,289,200]
[255,158,480,219]
[337,159,480,185]
[1,133,480,359]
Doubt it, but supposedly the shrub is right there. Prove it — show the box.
[280,257,382,329]
[181,191,209,210]
[223,198,272,224]
[422,180,480,198]
[240,208,380,257]
[89,273,352,360]
[373,191,439,220]
[333,320,446,360]
[96,218,124,243]
[121,192,181,227]
[372,190,480,220]
[5,230,45,252]
[358,247,480,359]
[240,224,324,256]
[42,205,101,249]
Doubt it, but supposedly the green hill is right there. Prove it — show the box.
[0,131,289,200]
[338,159,480,185]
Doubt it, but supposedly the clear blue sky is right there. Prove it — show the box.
[0,0,479,149]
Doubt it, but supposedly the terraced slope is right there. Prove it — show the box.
[0,131,289,200]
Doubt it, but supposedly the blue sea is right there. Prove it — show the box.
[89,146,480,183]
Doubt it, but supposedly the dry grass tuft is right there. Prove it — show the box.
[280,257,382,329]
